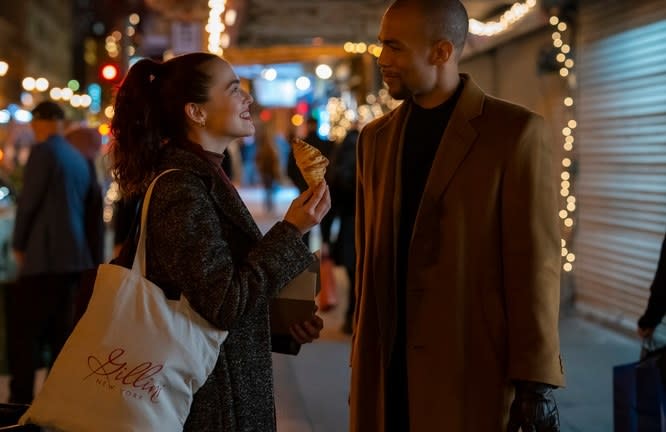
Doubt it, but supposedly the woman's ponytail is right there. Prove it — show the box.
[110,58,165,197]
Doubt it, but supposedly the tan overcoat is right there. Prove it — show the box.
[350,75,565,431]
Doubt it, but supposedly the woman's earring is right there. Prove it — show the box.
[199,120,206,128]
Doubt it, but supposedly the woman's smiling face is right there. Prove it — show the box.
[199,58,255,140]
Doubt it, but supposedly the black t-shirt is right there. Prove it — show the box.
[386,83,464,427]
[398,92,461,269]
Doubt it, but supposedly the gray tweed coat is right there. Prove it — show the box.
[143,146,314,431]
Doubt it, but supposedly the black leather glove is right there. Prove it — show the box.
[507,380,560,432]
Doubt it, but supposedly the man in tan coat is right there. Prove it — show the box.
[350,1,565,431]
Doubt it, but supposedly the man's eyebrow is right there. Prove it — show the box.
[226,79,240,90]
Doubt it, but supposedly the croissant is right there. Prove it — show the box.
[291,138,329,187]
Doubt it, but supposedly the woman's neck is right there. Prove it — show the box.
[186,129,232,154]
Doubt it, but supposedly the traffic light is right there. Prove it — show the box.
[99,63,121,112]
[100,63,120,82]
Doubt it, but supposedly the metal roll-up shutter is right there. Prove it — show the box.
[574,0,666,332]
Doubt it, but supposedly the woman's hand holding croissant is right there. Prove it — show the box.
[284,181,331,235]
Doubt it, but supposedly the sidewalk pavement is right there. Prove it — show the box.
[246,186,644,432]
[557,313,640,432]
[273,306,640,432]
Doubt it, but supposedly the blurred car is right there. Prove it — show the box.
[0,171,17,281]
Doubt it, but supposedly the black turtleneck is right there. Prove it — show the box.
[386,82,464,431]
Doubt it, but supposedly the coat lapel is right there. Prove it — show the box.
[373,101,411,362]
[410,76,485,249]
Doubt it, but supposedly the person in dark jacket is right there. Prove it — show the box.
[287,117,335,247]
[110,52,330,431]
[65,127,105,266]
[255,123,282,214]
[287,117,333,194]
[328,124,359,334]
[9,101,95,403]
[65,127,107,324]
[638,233,666,337]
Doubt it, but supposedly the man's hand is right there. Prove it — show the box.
[507,381,560,432]
[289,310,324,344]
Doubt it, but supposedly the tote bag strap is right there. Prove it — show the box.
[131,169,181,276]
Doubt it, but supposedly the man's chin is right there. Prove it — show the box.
[389,92,411,100]
[387,86,409,101]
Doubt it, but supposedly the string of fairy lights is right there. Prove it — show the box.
[206,0,237,56]
[468,0,537,36]
[549,12,577,273]
[327,89,401,142]
[344,0,538,56]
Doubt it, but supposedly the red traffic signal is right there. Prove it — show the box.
[100,64,119,81]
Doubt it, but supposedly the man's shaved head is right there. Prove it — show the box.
[387,0,469,57]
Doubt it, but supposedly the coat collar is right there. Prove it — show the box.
[425,74,484,202]
[158,146,261,241]
[410,75,484,272]
[377,74,485,239]
[380,74,484,199]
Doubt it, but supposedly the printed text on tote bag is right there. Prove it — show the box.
[84,347,164,403]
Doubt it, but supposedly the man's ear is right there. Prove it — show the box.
[430,40,454,65]
[184,102,205,125]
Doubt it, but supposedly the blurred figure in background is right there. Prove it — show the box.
[65,127,105,265]
[239,135,258,186]
[328,122,359,334]
[287,127,310,195]
[65,127,106,324]
[287,117,334,248]
[255,124,282,214]
[8,102,96,404]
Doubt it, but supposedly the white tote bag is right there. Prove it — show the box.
[20,170,228,432]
